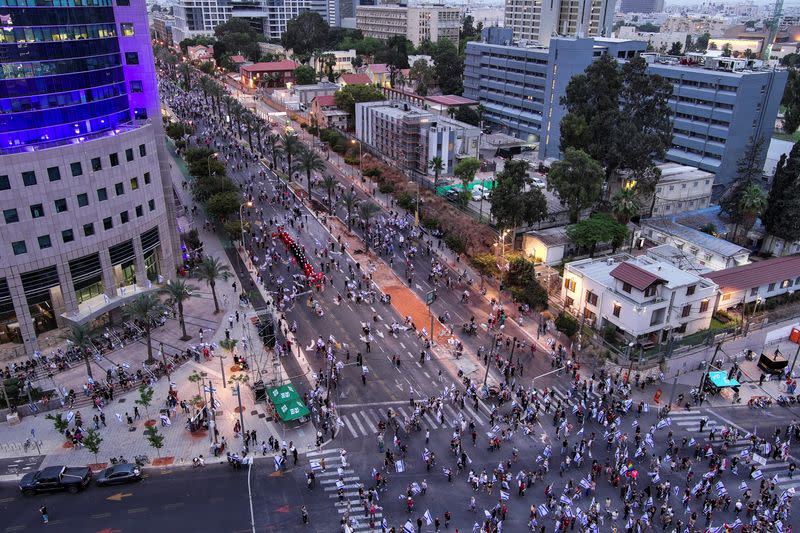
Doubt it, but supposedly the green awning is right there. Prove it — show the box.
[275,399,310,421]
[708,370,740,388]
[266,384,300,405]
[435,179,495,196]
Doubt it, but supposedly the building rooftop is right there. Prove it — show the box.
[610,261,666,291]
[569,254,709,290]
[646,244,712,275]
[656,162,715,184]
[702,255,800,292]
[340,73,372,85]
[241,60,298,73]
[644,217,749,258]
[313,95,337,107]
[367,63,389,74]
[229,55,247,64]
[425,95,478,106]
[526,226,569,247]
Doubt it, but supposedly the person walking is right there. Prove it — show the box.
[300,505,308,524]
[39,505,48,524]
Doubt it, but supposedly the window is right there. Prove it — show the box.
[143,172,151,184]
[139,144,147,157]
[681,304,691,318]
[77,193,89,207]
[564,296,574,308]
[130,177,139,190]
[12,240,26,255]
[125,148,134,162]
[83,223,95,237]
[47,166,61,182]
[109,153,119,167]
[61,229,74,243]
[135,205,143,217]
[121,23,134,36]
[37,235,51,249]
[768,283,776,292]
[3,209,18,223]
[115,183,124,196]
[29,204,44,218]
[699,299,709,313]
[54,198,68,213]
[148,199,155,211]
[70,162,83,177]
[120,211,129,224]
[781,279,792,289]
[125,52,139,64]
[117,0,130,5]
[130,80,143,93]
[675,323,687,334]
[686,285,696,296]
[612,303,621,317]
[622,282,632,294]
[564,278,576,292]
[103,217,113,230]
[644,286,657,297]
[0,175,9,190]
[722,293,732,301]
[91,157,102,171]
[134,108,147,120]
[750,287,759,296]
[583,308,596,321]
[585,291,598,306]
[97,188,108,201]
[22,171,36,186]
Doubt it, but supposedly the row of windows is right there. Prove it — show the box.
[0,53,123,80]
[0,67,125,99]
[0,6,115,27]
[0,37,120,63]
[674,111,730,128]
[10,200,155,255]
[0,94,129,130]
[673,78,738,93]
[0,23,116,44]
[670,96,734,111]
[0,108,135,148]
[0,0,116,6]
[0,81,127,114]
[673,127,726,145]
[670,144,723,160]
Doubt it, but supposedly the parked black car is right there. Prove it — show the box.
[95,464,143,487]
[19,466,92,495]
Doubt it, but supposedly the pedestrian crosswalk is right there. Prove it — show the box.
[336,401,489,439]
[542,383,604,410]
[307,447,383,532]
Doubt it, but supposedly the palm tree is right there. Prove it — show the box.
[177,62,192,90]
[611,187,640,224]
[342,190,359,230]
[160,279,198,341]
[123,293,168,365]
[195,256,231,313]
[281,133,302,176]
[66,323,97,380]
[429,156,444,190]
[198,76,212,104]
[737,183,767,242]
[243,113,254,149]
[322,175,338,212]
[296,147,326,199]
[266,133,282,169]
[358,202,380,253]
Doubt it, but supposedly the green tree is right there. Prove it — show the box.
[409,58,436,96]
[566,213,629,257]
[429,156,445,190]
[454,157,480,205]
[192,175,237,204]
[611,186,641,224]
[546,148,604,223]
[296,146,326,199]
[720,136,767,228]
[454,106,481,127]
[83,428,103,464]
[374,36,411,85]
[206,191,241,221]
[555,312,579,338]
[489,160,548,233]
[213,18,262,63]
[135,383,154,416]
[341,190,359,230]
[782,68,800,133]
[695,32,711,51]
[281,133,302,176]
[282,11,330,56]
[334,85,385,124]
[358,202,380,253]
[65,323,97,380]
[762,142,800,252]
[177,62,192,90]
[668,41,683,55]
[294,65,317,85]
[46,413,69,436]
[195,256,232,313]
[735,183,767,242]
[322,174,338,212]
[505,257,548,310]
[266,133,282,169]
[432,39,464,95]
[144,425,165,458]
[160,279,198,341]
[123,293,167,365]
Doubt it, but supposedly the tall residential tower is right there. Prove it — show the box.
[503,0,615,46]
[0,0,177,355]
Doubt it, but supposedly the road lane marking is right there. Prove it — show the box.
[127,507,148,514]
[91,513,112,519]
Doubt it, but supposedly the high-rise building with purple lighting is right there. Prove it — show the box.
[0,0,177,356]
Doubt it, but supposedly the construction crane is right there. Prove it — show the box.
[762,0,784,61]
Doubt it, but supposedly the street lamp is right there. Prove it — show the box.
[351,138,362,180]
[494,229,511,305]
[207,152,218,177]
[238,200,254,274]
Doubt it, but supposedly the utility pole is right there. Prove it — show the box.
[483,333,498,387]
[699,343,723,395]
[235,381,245,439]
[208,380,218,444]
[790,342,800,377]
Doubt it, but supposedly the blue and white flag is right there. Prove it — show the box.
[688,438,696,447]
[500,490,509,501]
[771,474,779,484]
[751,469,762,480]
[560,494,572,505]
[403,521,415,533]
[395,460,405,473]
[739,481,749,491]
[580,478,591,489]
[537,504,549,517]
[423,510,433,526]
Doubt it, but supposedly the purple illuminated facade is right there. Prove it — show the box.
[0,0,177,355]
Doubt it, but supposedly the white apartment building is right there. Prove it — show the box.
[651,163,714,216]
[312,50,357,75]
[562,254,718,344]
[641,218,750,272]
[615,26,690,52]
[503,0,615,46]
[356,5,463,47]
[703,255,800,311]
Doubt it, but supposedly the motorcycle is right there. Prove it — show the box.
[461,322,478,335]
[109,455,128,465]
[380,294,391,304]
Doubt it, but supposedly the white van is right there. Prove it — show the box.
[472,185,490,201]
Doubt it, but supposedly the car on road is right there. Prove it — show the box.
[444,189,461,203]
[95,464,143,487]
[19,466,92,496]
[531,176,546,188]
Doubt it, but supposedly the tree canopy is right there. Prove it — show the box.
[489,160,548,231]
[546,147,604,223]
[762,141,800,246]
[431,39,463,95]
[282,11,329,56]
[719,136,767,221]
[294,65,317,85]
[213,18,262,64]
[334,84,385,122]
[566,213,629,257]
[409,59,436,96]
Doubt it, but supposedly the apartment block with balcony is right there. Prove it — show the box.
[356,5,462,47]
[503,0,615,47]
[561,255,718,346]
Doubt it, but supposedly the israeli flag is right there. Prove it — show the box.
[310,460,321,470]
[642,403,649,413]
[537,504,549,517]
[751,469,762,480]
[560,494,572,505]
[688,438,696,447]
[423,510,433,526]
[500,490,509,501]
[395,460,405,473]
[771,474,779,484]
[656,419,669,430]
[739,481,749,491]
[403,521,415,533]
[580,478,591,489]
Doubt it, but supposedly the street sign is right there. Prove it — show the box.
[426,290,436,305]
